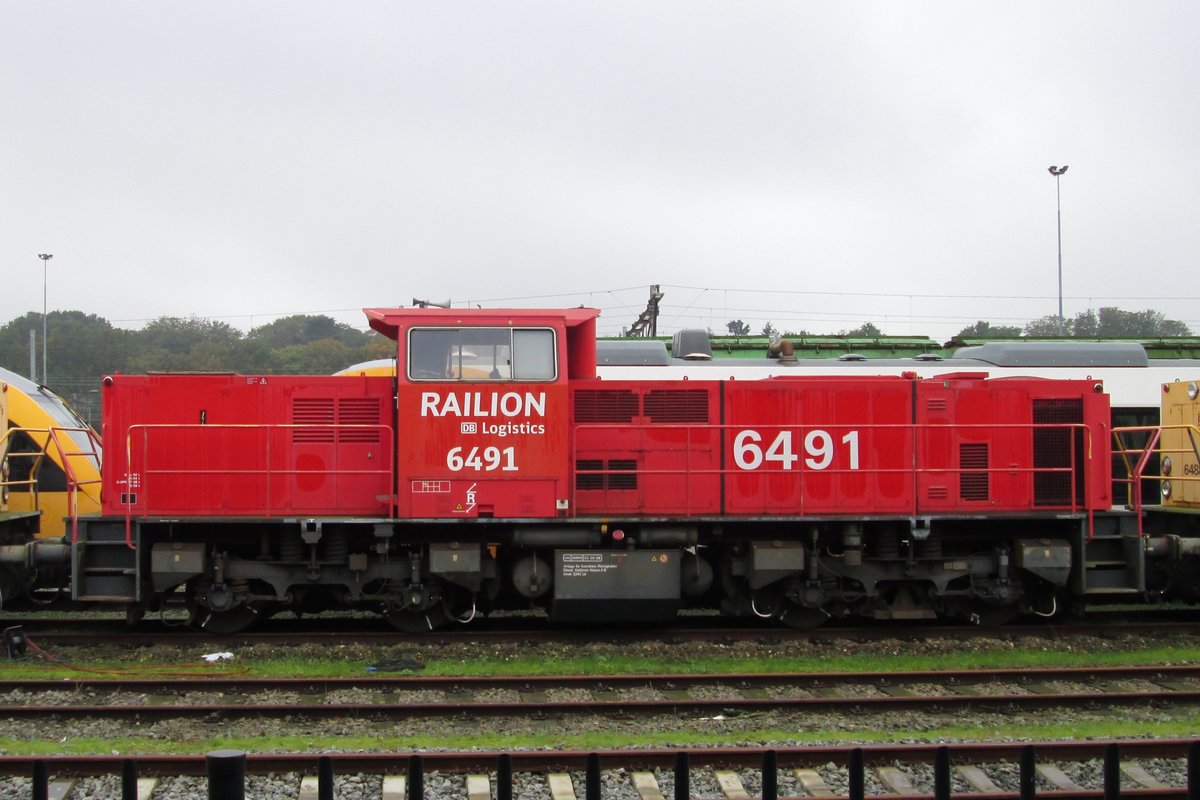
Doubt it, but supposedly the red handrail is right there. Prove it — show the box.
[123,423,396,551]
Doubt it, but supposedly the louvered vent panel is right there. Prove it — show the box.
[926,397,948,413]
[1033,398,1084,506]
[644,390,710,423]
[338,398,382,442]
[574,459,639,490]
[293,398,335,443]
[607,459,638,490]
[959,443,990,501]
[927,486,948,500]
[574,390,638,423]
[575,459,604,490]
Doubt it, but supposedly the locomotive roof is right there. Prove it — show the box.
[951,341,1149,367]
[363,307,600,340]
[594,339,1157,369]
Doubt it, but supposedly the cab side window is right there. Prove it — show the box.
[408,327,557,382]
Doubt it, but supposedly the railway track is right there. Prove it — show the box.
[1,740,1197,798]
[4,665,1199,722]
[4,613,1199,647]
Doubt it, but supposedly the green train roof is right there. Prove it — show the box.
[599,333,1200,361]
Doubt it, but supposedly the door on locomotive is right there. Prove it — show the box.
[365,307,598,629]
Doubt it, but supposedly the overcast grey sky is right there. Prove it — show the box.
[3,2,1197,340]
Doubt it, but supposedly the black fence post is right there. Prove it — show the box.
[407,755,424,800]
[497,753,513,800]
[674,751,689,800]
[206,749,246,800]
[1019,745,1036,800]
[934,746,950,800]
[849,748,865,800]
[319,755,335,800]
[1189,741,1200,800]
[1104,743,1120,800]
[762,750,778,800]
[122,758,138,800]
[586,753,601,800]
[32,760,48,800]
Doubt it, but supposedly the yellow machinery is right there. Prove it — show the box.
[0,379,9,513]
[0,367,102,539]
[1160,380,1200,509]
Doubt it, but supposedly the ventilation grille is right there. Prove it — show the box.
[338,398,383,443]
[293,398,336,443]
[925,397,948,413]
[574,389,712,423]
[959,443,990,501]
[574,390,638,423]
[607,459,638,489]
[644,390,710,423]
[575,459,638,491]
[1033,398,1084,506]
[293,398,382,443]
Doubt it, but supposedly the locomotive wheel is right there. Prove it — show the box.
[382,604,451,633]
[967,602,1020,627]
[777,604,831,629]
[189,603,265,635]
[381,584,477,632]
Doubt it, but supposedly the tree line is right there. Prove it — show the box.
[0,311,392,425]
[727,307,1190,340]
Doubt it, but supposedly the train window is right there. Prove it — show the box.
[512,330,555,380]
[408,327,557,382]
[3,429,68,493]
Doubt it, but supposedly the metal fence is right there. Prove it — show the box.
[16,742,1200,800]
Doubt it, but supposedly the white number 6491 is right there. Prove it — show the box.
[733,429,859,471]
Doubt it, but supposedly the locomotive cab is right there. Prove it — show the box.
[365,307,598,520]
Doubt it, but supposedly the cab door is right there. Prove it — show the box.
[395,324,570,518]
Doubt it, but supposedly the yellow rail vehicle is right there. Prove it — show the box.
[0,367,102,539]
[1160,380,1200,509]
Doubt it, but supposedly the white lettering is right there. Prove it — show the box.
[420,393,439,417]
[500,393,523,416]
[420,391,547,418]
[734,429,863,472]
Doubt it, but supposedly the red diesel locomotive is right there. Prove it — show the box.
[53,307,1189,631]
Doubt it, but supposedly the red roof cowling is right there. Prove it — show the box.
[363,307,600,341]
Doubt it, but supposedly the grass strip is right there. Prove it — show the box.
[4,644,1200,681]
[2,714,1199,757]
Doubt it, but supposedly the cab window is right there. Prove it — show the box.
[408,328,557,382]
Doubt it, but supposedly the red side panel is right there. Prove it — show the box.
[571,381,721,516]
[102,375,394,517]
[916,376,1111,513]
[722,377,916,516]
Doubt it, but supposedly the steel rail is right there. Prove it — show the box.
[2,663,1199,693]
[7,618,1200,647]
[6,690,1200,721]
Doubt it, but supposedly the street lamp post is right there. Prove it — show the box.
[38,253,52,384]
[1047,166,1068,333]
